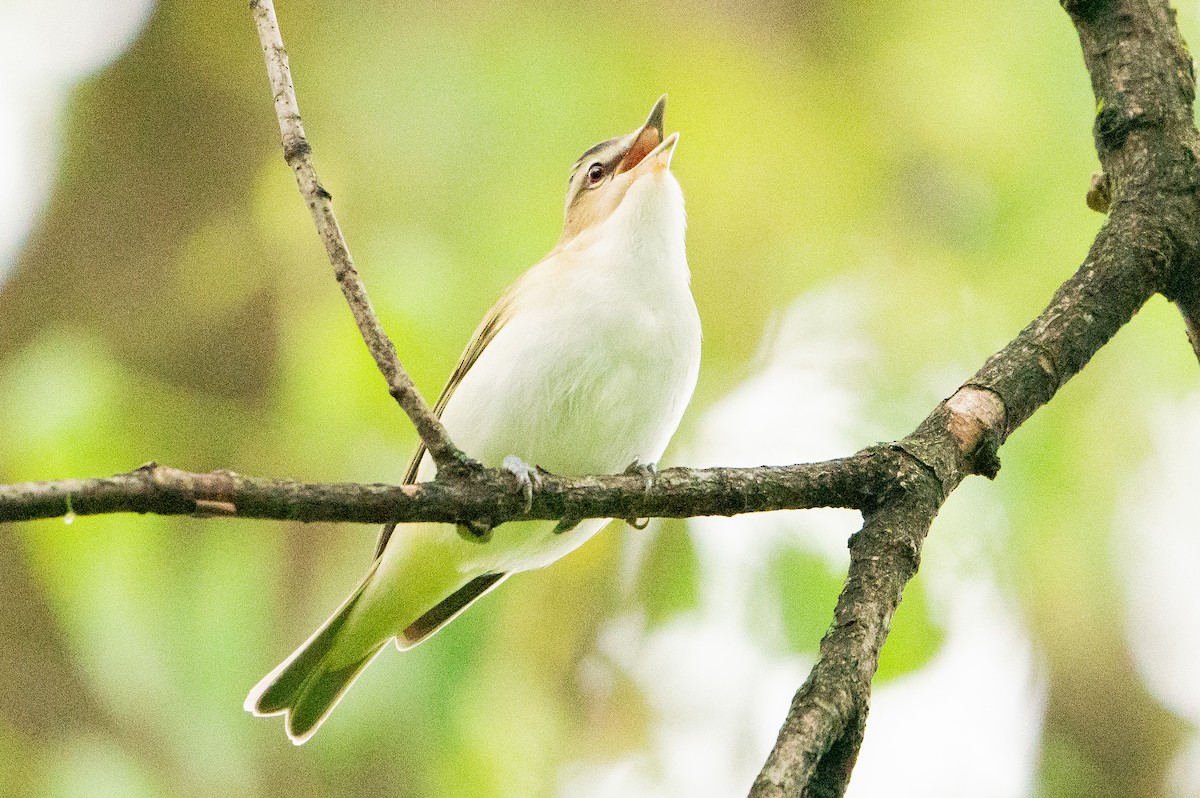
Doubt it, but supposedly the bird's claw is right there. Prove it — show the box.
[455,456,542,542]
[623,459,657,491]
[623,459,657,529]
[503,455,543,515]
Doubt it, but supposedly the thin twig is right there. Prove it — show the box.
[248,0,472,474]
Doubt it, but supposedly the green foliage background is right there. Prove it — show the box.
[2,1,1199,796]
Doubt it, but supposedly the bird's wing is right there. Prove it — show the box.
[372,289,518,559]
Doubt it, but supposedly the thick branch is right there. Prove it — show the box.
[248,0,472,473]
[1065,0,1200,362]
[751,486,939,798]
[1179,293,1200,359]
[750,1,1200,795]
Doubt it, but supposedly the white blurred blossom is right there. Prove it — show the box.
[561,279,1043,798]
[1117,394,1200,798]
[0,0,155,280]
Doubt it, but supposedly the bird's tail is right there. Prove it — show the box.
[245,559,390,745]
[246,529,512,744]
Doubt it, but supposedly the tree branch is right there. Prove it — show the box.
[0,453,904,526]
[1066,0,1200,363]
[752,489,939,798]
[248,0,473,474]
[749,1,1200,794]
[1178,293,1200,360]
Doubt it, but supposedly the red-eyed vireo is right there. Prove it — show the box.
[246,96,701,743]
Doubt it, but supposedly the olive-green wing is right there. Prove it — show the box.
[372,295,514,559]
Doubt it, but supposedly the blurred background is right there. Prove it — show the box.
[2,0,1200,796]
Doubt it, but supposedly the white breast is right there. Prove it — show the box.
[428,168,700,573]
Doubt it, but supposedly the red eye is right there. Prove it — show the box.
[586,163,604,185]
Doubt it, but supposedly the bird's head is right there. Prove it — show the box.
[559,95,681,246]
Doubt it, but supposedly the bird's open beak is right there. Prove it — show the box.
[615,94,678,175]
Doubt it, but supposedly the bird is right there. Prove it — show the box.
[245,95,702,744]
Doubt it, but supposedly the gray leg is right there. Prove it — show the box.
[456,455,545,543]
[502,454,544,514]
[623,459,657,529]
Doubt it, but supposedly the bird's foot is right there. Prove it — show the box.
[456,456,543,543]
[624,459,657,490]
[457,520,494,544]
[623,459,657,530]
[503,455,544,515]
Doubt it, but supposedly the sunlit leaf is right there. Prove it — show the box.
[633,519,701,628]
[769,545,843,654]
[874,574,945,683]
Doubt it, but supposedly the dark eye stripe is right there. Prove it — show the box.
[573,138,617,167]
[571,135,627,176]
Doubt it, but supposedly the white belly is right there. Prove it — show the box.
[415,167,700,574]
[431,284,698,573]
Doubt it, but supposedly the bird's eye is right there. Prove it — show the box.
[585,163,605,185]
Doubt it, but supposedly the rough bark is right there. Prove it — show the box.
[749,1,1200,794]
[0,454,903,526]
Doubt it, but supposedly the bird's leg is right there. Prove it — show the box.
[624,459,657,490]
[502,454,544,515]
[623,459,656,529]
[455,456,545,544]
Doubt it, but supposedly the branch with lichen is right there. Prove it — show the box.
[1,1,1197,797]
